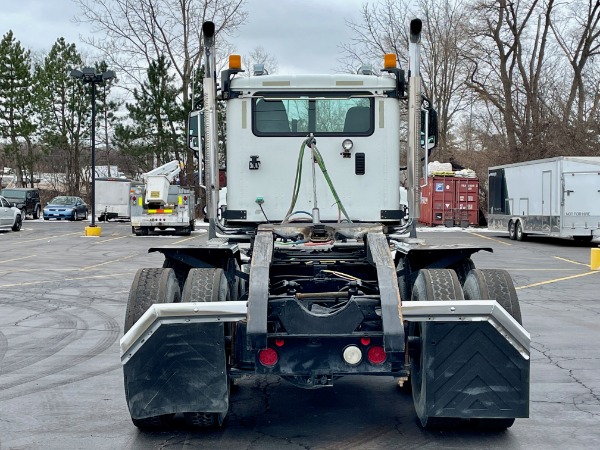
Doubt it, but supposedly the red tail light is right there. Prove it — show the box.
[367,346,387,365]
[258,348,278,367]
[275,338,284,347]
[132,196,136,202]
[360,337,371,346]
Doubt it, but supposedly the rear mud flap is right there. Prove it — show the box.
[422,321,529,419]
[123,322,228,420]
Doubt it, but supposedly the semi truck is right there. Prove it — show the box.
[488,156,600,242]
[120,20,530,431]
[130,161,195,236]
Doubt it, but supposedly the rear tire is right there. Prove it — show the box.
[124,268,181,430]
[410,269,464,429]
[462,268,522,431]
[181,267,230,428]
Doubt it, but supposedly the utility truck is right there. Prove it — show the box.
[120,20,530,431]
[488,156,600,242]
[95,178,141,222]
[130,160,195,236]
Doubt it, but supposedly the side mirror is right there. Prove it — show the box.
[188,110,205,157]
[420,107,438,151]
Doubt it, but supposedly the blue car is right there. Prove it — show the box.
[43,196,88,221]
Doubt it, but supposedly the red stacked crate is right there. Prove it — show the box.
[419,176,480,227]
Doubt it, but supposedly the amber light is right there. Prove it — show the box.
[367,346,387,365]
[383,53,397,70]
[258,348,278,367]
[229,54,242,70]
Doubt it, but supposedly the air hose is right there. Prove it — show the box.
[283,137,352,223]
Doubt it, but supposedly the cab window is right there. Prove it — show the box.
[253,93,373,137]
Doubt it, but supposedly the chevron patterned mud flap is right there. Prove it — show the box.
[421,321,529,419]
[123,322,228,420]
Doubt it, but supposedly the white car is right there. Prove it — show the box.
[0,195,23,231]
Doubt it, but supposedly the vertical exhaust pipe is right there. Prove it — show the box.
[202,21,220,239]
[406,19,422,236]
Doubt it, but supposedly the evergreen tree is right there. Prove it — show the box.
[115,55,184,173]
[0,31,36,187]
[33,38,88,195]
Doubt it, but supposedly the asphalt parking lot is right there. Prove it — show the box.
[1,220,599,449]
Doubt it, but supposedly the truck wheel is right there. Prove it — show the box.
[515,221,526,241]
[181,268,230,428]
[124,268,181,333]
[410,269,464,429]
[449,257,475,285]
[124,268,181,430]
[33,206,40,219]
[134,227,149,236]
[462,268,521,430]
[508,221,516,240]
[162,257,190,292]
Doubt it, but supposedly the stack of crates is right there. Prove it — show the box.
[419,176,479,227]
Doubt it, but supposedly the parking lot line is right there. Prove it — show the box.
[468,232,512,246]
[0,255,37,264]
[15,231,83,244]
[80,254,137,271]
[92,235,128,244]
[0,271,135,288]
[515,270,600,290]
[553,256,590,268]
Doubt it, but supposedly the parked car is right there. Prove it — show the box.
[43,196,88,221]
[0,195,23,231]
[0,188,41,219]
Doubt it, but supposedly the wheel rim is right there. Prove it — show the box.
[74,211,78,221]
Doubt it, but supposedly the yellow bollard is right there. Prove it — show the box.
[84,226,102,237]
[591,248,600,271]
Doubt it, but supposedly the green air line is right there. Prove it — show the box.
[313,145,352,223]
[283,141,306,221]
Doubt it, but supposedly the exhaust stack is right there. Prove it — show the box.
[202,21,220,239]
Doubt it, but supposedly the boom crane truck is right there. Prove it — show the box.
[130,160,195,236]
[120,20,530,430]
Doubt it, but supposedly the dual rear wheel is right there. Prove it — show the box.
[409,267,522,431]
[124,266,231,430]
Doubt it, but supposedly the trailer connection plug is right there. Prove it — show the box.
[255,196,264,205]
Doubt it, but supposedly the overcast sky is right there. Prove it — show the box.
[1,0,368,74]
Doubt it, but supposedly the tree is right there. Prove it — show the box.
[115,55,184,173]
[243,46,278,75]
[33,38,89,195]
[0,31,36,187]
[74,0,248,184]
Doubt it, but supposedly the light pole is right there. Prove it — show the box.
[70,67,116,235]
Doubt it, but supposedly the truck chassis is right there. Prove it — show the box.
[121,223,529,430]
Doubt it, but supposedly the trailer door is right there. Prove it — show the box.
[563,172,600,230]
[542,171,552,231]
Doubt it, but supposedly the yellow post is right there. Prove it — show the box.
[591,248,600,271]
[85,226,102,237]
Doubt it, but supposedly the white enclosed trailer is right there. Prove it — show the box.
[488,156,600,242]
[96,178,140,221]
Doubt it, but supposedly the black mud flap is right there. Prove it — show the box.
[421,321,529,419]
[123,322,228,420]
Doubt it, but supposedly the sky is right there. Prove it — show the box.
[1,0,369,75]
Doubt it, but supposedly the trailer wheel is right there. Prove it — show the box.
[124,268,181,333]
[462,268,521,430]
[508,221,516,240]
[515,221,526,241]
[410,269,464,429]
[181,267,230,428]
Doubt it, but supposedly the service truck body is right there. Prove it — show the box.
[120,20,530,432]
[488,157,600,242]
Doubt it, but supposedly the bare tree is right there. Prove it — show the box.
[242,46,278,75]
[74,0,248,183]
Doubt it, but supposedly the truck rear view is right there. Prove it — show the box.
[120,19,530,431]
